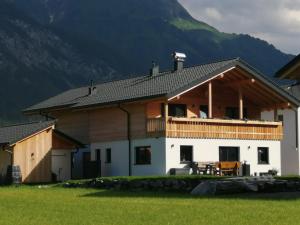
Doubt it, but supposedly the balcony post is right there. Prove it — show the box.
[164,102,169,136]
[239,87,243,120]
[274,108,278,121]
[164,102,168,119]
[208,81,212,118]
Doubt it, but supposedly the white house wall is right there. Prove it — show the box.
[51,149,71,181]
[91,137,280,177]
[91,138,166,177]
[91,140,130,177]
[262,109,300,175]
[166,138,281,176]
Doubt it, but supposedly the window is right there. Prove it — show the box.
[135,146,151,165]
[180,146,193,163]
[169,104,187,117]
[278,115,284,122]
[105,148,111,163]
[200,105,208,119]
[96,149,101,162]
[225,107,247,119]
[258,147,269,164]
[219,147,240,161]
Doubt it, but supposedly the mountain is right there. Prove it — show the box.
[0,1,117,123]
[0,0,294,123]
[13,0,293,75]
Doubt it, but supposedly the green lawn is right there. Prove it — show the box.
[0,186,300,225]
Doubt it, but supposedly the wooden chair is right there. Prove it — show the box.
[196,162,218,175]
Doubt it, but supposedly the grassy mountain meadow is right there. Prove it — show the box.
[0,0,294,123]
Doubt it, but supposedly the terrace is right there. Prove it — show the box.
[146,66,288,141]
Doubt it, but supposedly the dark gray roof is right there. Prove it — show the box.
[24,58,300,113]
[283,82,300,100]
[0,121,55,145]
[276,54,300,78]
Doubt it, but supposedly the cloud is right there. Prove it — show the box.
[178,0,300,54]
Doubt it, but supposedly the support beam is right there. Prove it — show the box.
[274,108,278,121]
[225,78,255,86]
[239,87,243,119]
[164,102,169,119]
[208,81,212,118]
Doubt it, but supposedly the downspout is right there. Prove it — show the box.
[292,108,299,151]
[118,104,132,176]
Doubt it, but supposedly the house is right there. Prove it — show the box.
[24,54,300,177]
[275,54,300,175]
[0,121,83,183]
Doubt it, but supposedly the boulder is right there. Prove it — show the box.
[191,181,217,196]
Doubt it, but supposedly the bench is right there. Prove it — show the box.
[218,161,241,176]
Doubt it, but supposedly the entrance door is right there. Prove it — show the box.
[83,152,100,179]
[95,149,101,177]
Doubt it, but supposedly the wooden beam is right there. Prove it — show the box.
[164,102,169,119]
[274,108,278,121]
[239,87,243,119]
[262,102,291,111]
[208,81,212,118]
[225,78,255,86]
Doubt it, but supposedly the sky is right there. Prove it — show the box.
[179,0,300,55]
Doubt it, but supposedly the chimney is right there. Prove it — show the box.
[173,52,186,71]
[150,61,159,76]
[88,80,97,96]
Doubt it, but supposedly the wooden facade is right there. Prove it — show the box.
[2,127,81,183]
[13,128,53,183]
[49,67,291,143]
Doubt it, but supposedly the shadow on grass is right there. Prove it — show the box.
[80,189,300,201]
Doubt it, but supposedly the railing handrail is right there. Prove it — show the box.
[167,117,282,126]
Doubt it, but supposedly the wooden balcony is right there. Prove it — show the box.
[147,117,283,140]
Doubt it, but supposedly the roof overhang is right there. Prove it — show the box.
[168,60,300,107]
[53,129,85,148]
[276,55,300,80]
[10,125,55,147]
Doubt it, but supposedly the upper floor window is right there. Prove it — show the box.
[225,107,248,119]
[169,104,187,117]
[278,115,284,122]
[200,105,208,119]
[135,146,151,165]
[258,147,269,164]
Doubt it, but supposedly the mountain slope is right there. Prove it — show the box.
[0,2,117,123]
[0,0,294,123]
[13,0,293,76]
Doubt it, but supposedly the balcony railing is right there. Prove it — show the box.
[147,117,283,140]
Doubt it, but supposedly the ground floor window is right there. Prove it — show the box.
[219,147,240,161]
[258,147,269,164]
[105,148,111,163]
[135,146,151,165]
[180,146,193,163]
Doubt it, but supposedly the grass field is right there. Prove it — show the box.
[0,186,300,225]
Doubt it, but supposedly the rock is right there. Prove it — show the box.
[191,181,217,196]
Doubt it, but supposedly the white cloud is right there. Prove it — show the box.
[178,0,300,54]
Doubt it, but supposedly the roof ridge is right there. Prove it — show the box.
[88,57,241,87]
